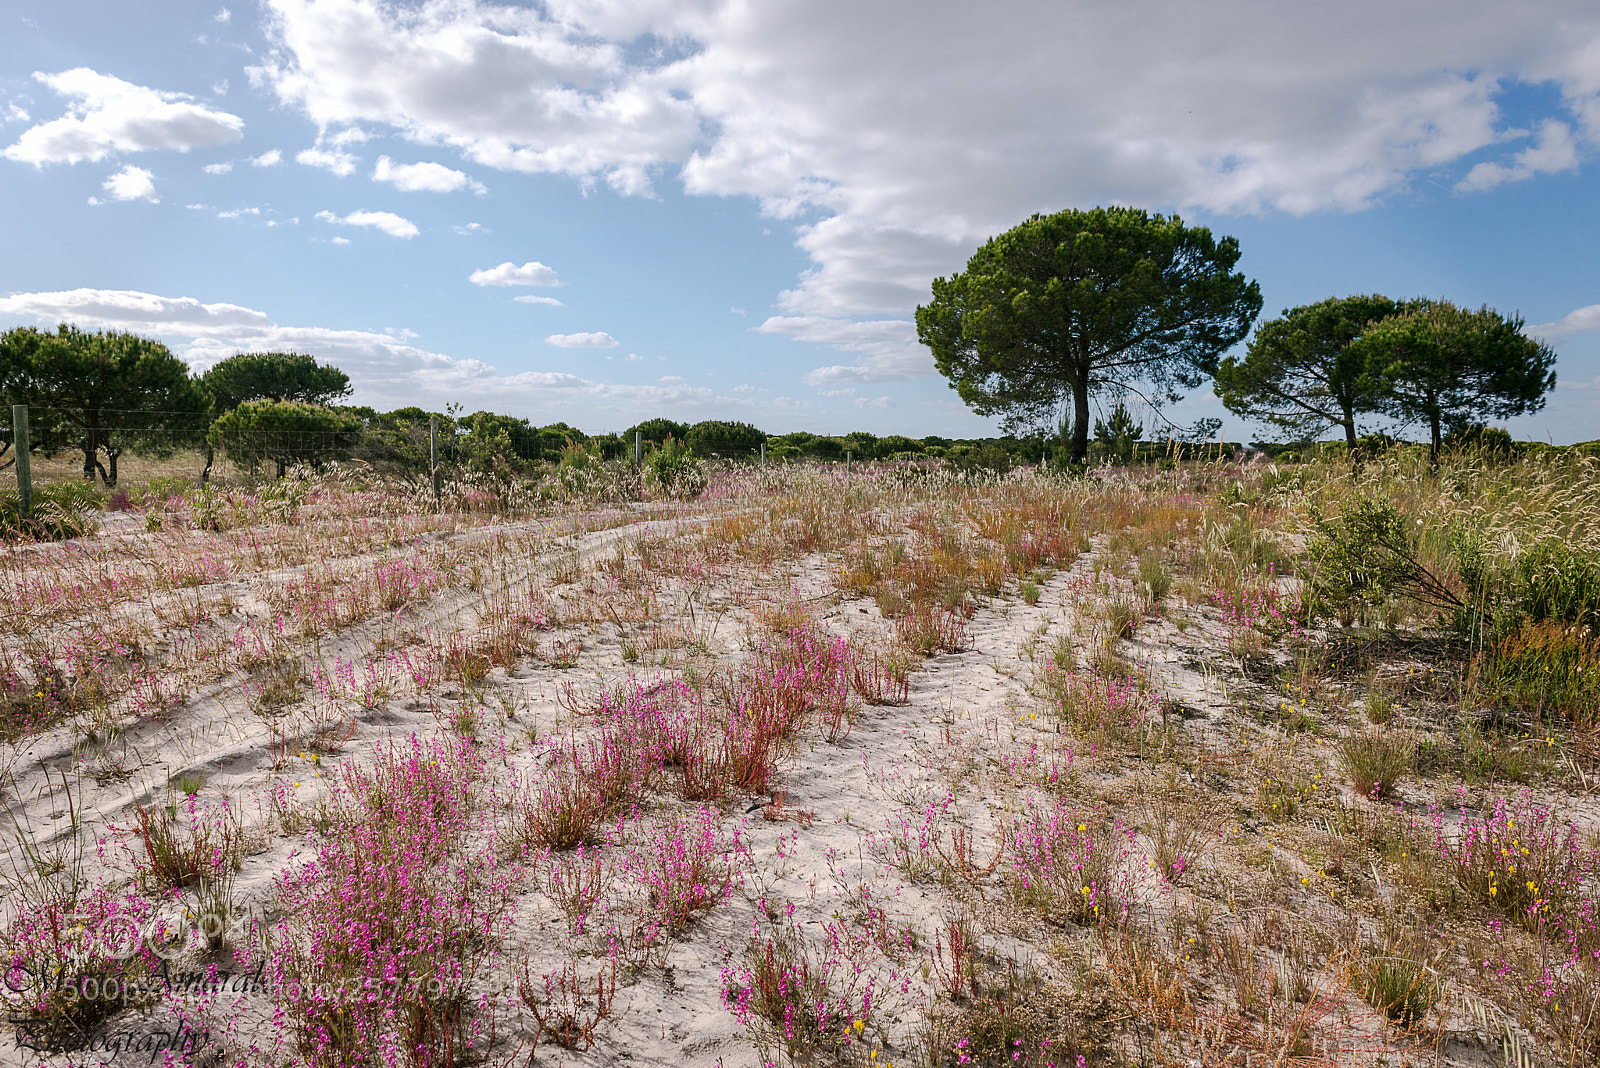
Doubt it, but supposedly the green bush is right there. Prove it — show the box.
[1507,542,1600,637]
[0,481,101,541]
[647,440,707,498]
[1306,496,1458,626]
[943,443,1014,475]
[1442,422,1517,459]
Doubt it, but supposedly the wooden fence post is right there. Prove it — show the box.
[429,416,441,507]
[12,405,30,521]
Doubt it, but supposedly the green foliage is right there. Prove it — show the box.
[942,442,1014,475]
[200,351,351,412]
[647,439,707,498]
[1505,543,1600,637]
[1441,422,1517,458]
[0,324,210,486]
[624,418,689,447]
[1355,301,1556,461]
[1093,401,1142,463]
[207,400,362,478]
[685,419,766,458]
[457,411,540,475]
[344,406,440,475]
[0,480,101,542]
[1215,294,1405,448]
[1305,496,1459,626]
[916,205,1261,461]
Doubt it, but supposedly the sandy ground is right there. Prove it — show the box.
[2,484,1594,1068]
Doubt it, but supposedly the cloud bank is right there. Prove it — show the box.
[0,287,755,419]
[244,0,1600,386]
[4,68,243,164]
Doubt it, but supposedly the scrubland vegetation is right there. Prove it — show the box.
[2,443,1599,1068]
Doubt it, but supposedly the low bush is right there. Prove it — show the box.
[1004,802,1133,926]
[1340,731,1414,800]
[1480,620,1600,727]
[271,735,517,1068]
[0,481,101,541]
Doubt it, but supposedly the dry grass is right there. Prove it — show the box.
[1,449,1598,1067]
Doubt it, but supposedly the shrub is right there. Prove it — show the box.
[1442,422,1517,459]
[0,886,164,1039]
[1340,731,1414,800]
[271,735,516,1068]
[1305,496,1458,625]
[1481,620,1600,727]
[1506,542,1600,637]
[647,440,708,498]
[0,481,101,541]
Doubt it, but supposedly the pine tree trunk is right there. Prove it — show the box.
[1070,369,1091,463]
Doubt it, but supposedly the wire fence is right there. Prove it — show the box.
[1,406,804,522]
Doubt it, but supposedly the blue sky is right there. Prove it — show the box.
[2,0,1598,443]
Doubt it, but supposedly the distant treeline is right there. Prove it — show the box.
[340,407,1600,478]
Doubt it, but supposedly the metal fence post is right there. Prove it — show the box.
[634,429,642,466]
[846,450,852,475]
[12,405,30,521]
[429,416,441,507]
[760,441,766,469]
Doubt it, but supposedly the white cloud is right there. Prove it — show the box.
[211,80,230,97]
[625,352,643,361]
[248,148,283,167]
[0,286,769,419]
[315,208,419,238]
[101,164,159,202]
[546,332,619,348]
[730,306,746,316]
[6,103,31,124]
[252,0,699,196]
[855,395,895,409]
[217,206,260,218]
[0,288,272,333]
[245,0,1600,387]
[296,146,357,176]
[373,155,485,194]
[330,236,350,244]
[1457,119,1580,191]
[754,315,928,385]
[454,222,488,235]
[513,295,563,306]
[3,68,243,164]
[203,161,232,174]
[215,7,232,23]
[1530,303,1600,340]
[470,261,559,287]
